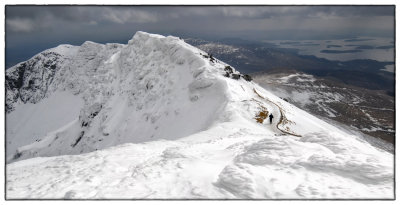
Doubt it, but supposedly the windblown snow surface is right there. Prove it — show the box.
[5,32,393,199]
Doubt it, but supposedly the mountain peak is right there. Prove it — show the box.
[6,31,244,160]
[132,30,167,40]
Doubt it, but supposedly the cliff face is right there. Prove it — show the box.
[6,49,65,112]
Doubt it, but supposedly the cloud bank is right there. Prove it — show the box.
[5,6,395,68]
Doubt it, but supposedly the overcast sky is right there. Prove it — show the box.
[5,5,395,68]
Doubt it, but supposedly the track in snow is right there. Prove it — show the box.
[253,88,301,137]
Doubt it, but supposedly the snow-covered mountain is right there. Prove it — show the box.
[5,32,393,199]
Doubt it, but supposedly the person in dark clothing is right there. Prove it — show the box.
[269,114,274,124]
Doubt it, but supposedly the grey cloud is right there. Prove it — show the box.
[6,18,35,32]
[307,6,394,18]
[6,6,160,33]
[6,6,394,32]
[100,7,158,24]
[217,6,394,19]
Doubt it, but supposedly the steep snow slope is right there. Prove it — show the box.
[6,91,84,157]
[5,32,394,199]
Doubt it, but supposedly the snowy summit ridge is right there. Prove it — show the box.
[6,31,393,199]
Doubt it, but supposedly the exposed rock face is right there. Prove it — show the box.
[6,51,63,112]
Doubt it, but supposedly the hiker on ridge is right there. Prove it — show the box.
[269,113,274,124]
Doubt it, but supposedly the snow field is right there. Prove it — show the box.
[7,120,393,199]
